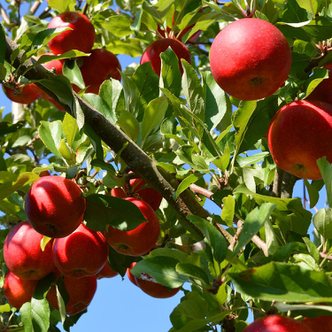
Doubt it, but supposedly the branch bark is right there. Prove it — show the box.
[4,35,209,239]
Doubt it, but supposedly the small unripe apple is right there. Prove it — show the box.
[127,262,180,298]
[52,223,108,278]
[267,100,332,180]
[210,18,291,100]
[4,221,55,280]
[79,48,122,94]
[48,11,95,54]
[25,175,86,238]
[244,315,312,332]
[3,271,38,309]
[105,197,160,256]
[3,82,42,104]
[140,38,191,75]
[47,275,97,315]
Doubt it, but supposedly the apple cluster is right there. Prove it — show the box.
[3,174,178,316]
[208,17,332,181]
[244,314,332,332]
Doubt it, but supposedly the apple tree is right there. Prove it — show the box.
[1,0,332,331]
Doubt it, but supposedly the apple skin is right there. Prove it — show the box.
[3,271,38,309]
[52,223,108,278]
[140,38,191,75]
[47,11,95,54]
[3,221,55,280]
[244,315,312,332]
[25,175,86,238]
[96,259,118,279]
[307,72,332,105]
[79,48,122,94]
[105,197,160,256]
[47,275,97,315]
[209,18,291,101]
[267,100,332,180]
[3,83,42,104]
[301,316,332,332]
[127,262,180,298]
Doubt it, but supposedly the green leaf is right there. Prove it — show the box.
[20,298,50,332]
[62,113,79,147]
[131,256,186,288]
[141,96,168,143]
[62,60,85,90]
[0,24,5,79]
[101,14,133,37]
[117,110,139,141]
[317,157,332,208]
[295,0,318,16]
[84,194,145,231]
[230,262,332,303]
[38,121,63,158]
[221,195,235,227]
[233,203,275,255]
[181,61,205,120]
[160,48,182,96]
[175,174,200,198]
[176,263,210,285]
[47,0,75,12]
[203,72,231,132]
[188,215,228,264]
[313,208,332,239]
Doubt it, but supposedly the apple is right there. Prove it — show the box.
[47,275,97,315]
[307,71,332,105]
[244,315,312,332]
[3,221,55,280]
[47,11,95,54]
[127,262,180,298]
[267,100,332,180]
[42,56,64,75]
[209,18,291,101]
[127,177,163,211]
[140,38,191,75]
[110,187,127,198]
[96,259,118,279]
[79,48,122,94]
[301,316,332,331]
[105,197,160,256]
[52,223,108,278]
[3,82,42,104]
[3,271,38,309]
[25,175,86,238]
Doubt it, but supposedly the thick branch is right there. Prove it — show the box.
[4,36,209,239]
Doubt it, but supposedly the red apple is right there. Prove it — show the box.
[110,187,127,198]
[3,82,42,104]
[96,260,118,279]
[244,315,312,332]
[25,175,86,238]
[79,48,122,94]
[267,100,332,180]
[52,223,108,278]
[307,72,332,105]
[3,271,38,309]
[42,56,64,75]
[127,177,163,211]
[105,197,160,256]
[301,316,332,331]
[3,221,55,280]
[127,262,180,298]
[47,11,95,54]
[209,18,291,100]
[47,275,97,315]
[140,38,191,75]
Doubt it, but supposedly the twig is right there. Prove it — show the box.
[272,167,298,198]
[29,1,42,15]
[190,184,213,199]
[0,4,11,26]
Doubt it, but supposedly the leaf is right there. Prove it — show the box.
[221,195,235,227]
[62,113,79,147]
[62,60,85,90]
[175,174,200,198]
[141,96,168,143]
[47,0,75,12]
[230,262,332,303]
[84,194,145,231]
[131,256,187,288]
[20,298,50,332]
[188,215,228,264]
[295,0,318,15]
[233,203,275,255]
[176,263,210,285]
[181,61,205,120]
[313,208,332,239]
[38,121,62,158]
[317,157,332,208]
[117,110,139,141]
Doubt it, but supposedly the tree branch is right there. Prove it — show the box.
[272,167,298,198]
[4,35,209,240]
